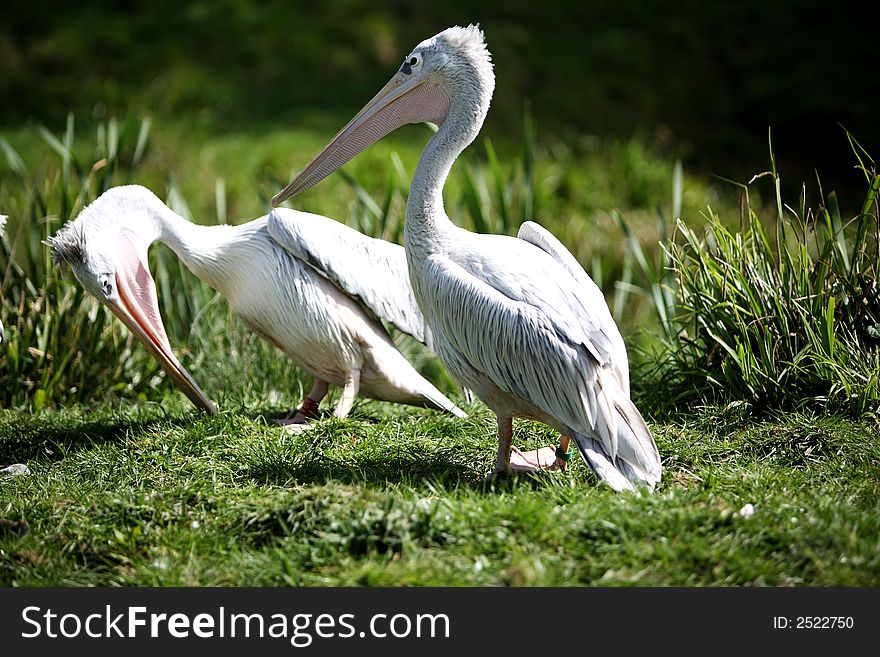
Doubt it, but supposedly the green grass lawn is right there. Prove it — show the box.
[2,396,878,586]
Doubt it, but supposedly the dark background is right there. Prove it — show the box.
[1,0,875,197]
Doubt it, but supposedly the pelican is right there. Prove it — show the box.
[47,185,466,422]
[272,25,661,490]
[0,214,6,343]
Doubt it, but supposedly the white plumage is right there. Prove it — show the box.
[48,185,465,421]
[273,25,661,490]
[0,214,6,343]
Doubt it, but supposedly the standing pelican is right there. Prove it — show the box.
[47,185,466,421]
[272,25,661,490]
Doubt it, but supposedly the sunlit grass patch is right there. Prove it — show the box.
[629,132,880,414]
[1,404,877,586]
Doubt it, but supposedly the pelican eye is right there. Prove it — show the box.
[401,53,421,75]
[101,279,113,297]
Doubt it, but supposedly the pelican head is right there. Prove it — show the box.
[272,24,495,205]
[47,187,215,413]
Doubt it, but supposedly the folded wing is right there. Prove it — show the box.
[422,239,658,487]
[268,208,432,347]
[517,220,629,393]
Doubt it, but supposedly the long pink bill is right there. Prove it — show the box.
[272,72,449,206]
[107,229,216,414]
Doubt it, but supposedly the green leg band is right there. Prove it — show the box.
[555,445,574,461]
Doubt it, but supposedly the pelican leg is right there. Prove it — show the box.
[509,434,571,473]
[554,434,571,471]
[279,380,329,428]
[332,369,361,419]
[494,416,513,475]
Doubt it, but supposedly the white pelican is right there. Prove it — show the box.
[272,25,661,490]
[0,214,5,343]
[47,185,466,422]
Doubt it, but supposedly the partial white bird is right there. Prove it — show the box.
[0,214,6,343]
[272,25,661,491]
[47,185,466,422]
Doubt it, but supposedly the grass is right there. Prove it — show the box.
[632,131,880,414]
[2,402,878,586]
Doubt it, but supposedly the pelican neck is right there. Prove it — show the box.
[405,98,486,247]
[149,202,253,292]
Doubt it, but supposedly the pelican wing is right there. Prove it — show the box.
[517,220,629,392]
[425,244,615,445]
[517,221,592,289]
[423,239,659,485]
[267,208,432,346]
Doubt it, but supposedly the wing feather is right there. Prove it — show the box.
[517,220,629,393]
[268,209,432,347]
[422,236,660,487]
[423,250,617,455]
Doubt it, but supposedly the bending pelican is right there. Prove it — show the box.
[273,26,660,490]
[48,185,466,421]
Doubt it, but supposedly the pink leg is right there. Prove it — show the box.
[495,416,513,475]
[509,433,572,473]
[278,380,329,427]
[332,369,360,419]
[555,434,572,471]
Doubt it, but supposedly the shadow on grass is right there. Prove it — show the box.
[244,450,585,495]
[245,450,476,489]
[0,411,194,465]
[243,404,389,427]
